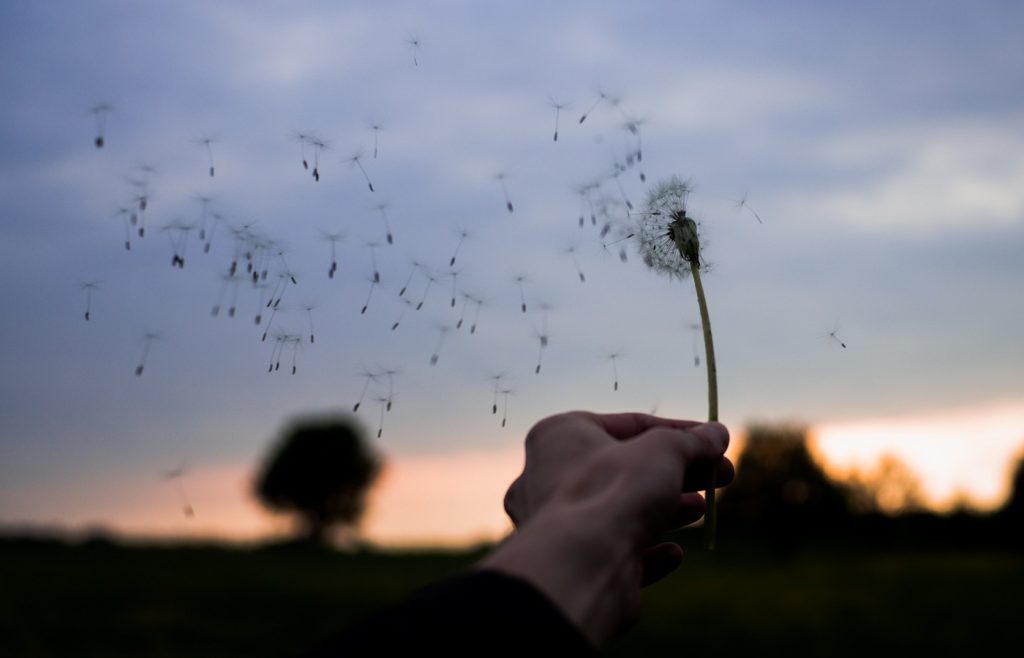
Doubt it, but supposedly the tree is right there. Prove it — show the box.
[254,415,382,544]
[718,423,852,548]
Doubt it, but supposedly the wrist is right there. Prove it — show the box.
[480,504,636,647]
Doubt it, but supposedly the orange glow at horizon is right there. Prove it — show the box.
[813,401,1024,511]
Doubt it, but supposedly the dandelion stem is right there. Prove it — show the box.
[690,260,719,550]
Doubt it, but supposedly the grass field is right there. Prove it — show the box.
[2,536,1022,657]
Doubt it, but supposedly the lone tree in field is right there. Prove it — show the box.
[254,415,382,544]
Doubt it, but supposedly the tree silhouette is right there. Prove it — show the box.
[718,423,852,549]
[254,415,382,544]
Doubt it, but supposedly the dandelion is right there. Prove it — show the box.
[353,367,379,412]
[89,102,112,148]
[827,321,847,349]
[162,221,195,269]
[447,269,461,308]
[468,294,485,334]
[374,203,394,244]
[398,259,422,297]
[297,133,328,181]
[79,280,99,321]
[513,274,529,313]
[210,273,240,318]
[488,372,505,414]
[364,240,382,284]
[600,231,634,264]
[135,331,161,377]
[734,193,763,224]
[304,303,317,344]
[499,388,514,427]
[429,324,451,366]
[114,206,132,250]
[548,97,569,142]
[496,172,514,213]
[348,150,375,192]
[578,88,609,125]
[455,292,472,329]
[415,270,437,311]
[379,367,399,411]
[564,244,586,283]
[288,334,302,374]
[405,33,422,67]
[253,282,270,325]
[611,162,634,211]
[449,226,471,267]
[162,466,195,518]
[375,396,390,437]
[322,230,344,279]
[605,350,624,391]
[360,276,378,315]
[369,121,383,159]
[197,136,217,177]
[391,297,414,331]
[622,118,646,181]
[634,176,720,550]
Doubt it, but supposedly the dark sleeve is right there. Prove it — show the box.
[301,569,601,657]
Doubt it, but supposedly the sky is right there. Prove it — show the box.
[1,1,1022,546]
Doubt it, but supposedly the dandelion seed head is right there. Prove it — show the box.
[634,176,707,279]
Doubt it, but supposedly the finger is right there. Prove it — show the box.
[681,457,736,492]
[631,422,730,470]
[672,492,706,528]
[641,542,683,587]
[503,475,525,527]
[578,411,703,441]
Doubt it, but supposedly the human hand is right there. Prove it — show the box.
[481,411,734,647]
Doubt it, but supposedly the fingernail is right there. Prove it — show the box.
[692,422,728,452]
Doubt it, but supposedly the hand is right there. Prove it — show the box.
[481,411,734,647]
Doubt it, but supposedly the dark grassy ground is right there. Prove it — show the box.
[2,534,1022,657]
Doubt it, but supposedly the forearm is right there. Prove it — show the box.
[480,503,636,648]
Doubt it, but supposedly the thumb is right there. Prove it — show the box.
[632,421,729,469]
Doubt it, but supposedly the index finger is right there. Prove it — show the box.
[576,411,703,440]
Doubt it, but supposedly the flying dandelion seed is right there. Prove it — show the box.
[623,118,646,181]
[261,305,279,342]
[578,89,608,124]
[364,240,382,283]
[378,367,399,411]
[297,133,328,181]
[374,396,390,438]
[275,249,298,285]
[353,367,380,412]
[429,324,451,366]
[635,176,720,550]
[303,303,317,344]
[468,294,485,334]
[348,151,375,192]
[513,274,529,313]
[600,232,635,264]
[734,193,764,224]
[564,244,586,283]
[605,350,624,391]
[398,259,422,297]
[89,102,111,148]
[321,230,344,279]
[533,329,549,375]
[162,221,195,269]
[455,292,472,329]
[415,271,438,311]
[135,331,161,377]
[500,388,515,427]
[405,33,422,66]
[827,321,848,349]
[447,269,461,307]
[611,163,634,211]
[548,97,569,142]
[374,203,394,244]
[272,271,297,309]
[79,281,99,321]
[449,227,471,267]
[488,372,506,414]
[203,211,224,254]
[288,334,302,374]
[210,273,240,318]
[162,466,195,518]
[688,322,702,367]
[267,332,286,372]
[495,172,514,213]
[369,121,383,159]
[253,283,269,325]
[194,195,214,241]
[114,206,133,250]
[360,276,378,315]
[197,136,217,177]
[391,297,414,331]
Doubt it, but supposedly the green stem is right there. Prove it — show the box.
[690,262,718,550]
